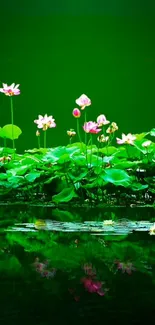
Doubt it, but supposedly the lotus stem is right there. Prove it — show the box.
[38,136,40,149]
[108,133,114,145]
[3,137,6,156]
[106,134,113,155]
[10,96,15,152]
[84,111,87,145]
[90,134,93,166]
[44,131,47,148]
[126,144,130,159]
[76,118,83,150]
[83,111,89,167]
[146,148,149,163]
[106,145,109,155]
[97,142,100,167]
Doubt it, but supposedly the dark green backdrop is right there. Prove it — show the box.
[0,1,155,152]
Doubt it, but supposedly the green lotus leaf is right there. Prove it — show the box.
[6,165,30,176]
[101,168,131,187]
[134,132,150,140]
[0,173,8,180]
[0,256,21,273]
[20,157,40,166]
[87,154,103,167]
[25,172,41,183]
[103,235,128,241]
[87,144,98,154]
[24,148,47,154]
[52,187,78,203]
[113,160,141,169]
[99,146,118,156]
[150,128,155,137]
[71,153,87,166]
[102,155,117,164]
[83,177,107,188]
[44,175,59,184]
[58,153,71,164]
[42,146,67,163]
[0,147,15,155]
[7,175,25,188]
[66,144,82,155]
[134,139,152,153]
[68,171,88,182]
[126,145,141,158]
[131,183,148,191]
[0,127,6,138]
[66,142,86,152]
[0,124,22,140]
[114,147,128,158]
[0,180,10,187]
[52,208,80,221]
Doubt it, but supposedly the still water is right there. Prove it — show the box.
[0,205,155,325]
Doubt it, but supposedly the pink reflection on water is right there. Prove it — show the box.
[32,257,56,278]
[115,260,136,274]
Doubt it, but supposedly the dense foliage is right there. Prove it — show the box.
[0,84,155,205]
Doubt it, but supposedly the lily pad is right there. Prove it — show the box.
[0,124,22,140]
[52,187,78,203]
[101,168,131,187]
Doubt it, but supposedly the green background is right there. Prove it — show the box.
[0,1,155,152]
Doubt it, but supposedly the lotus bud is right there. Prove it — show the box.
[67,129,76,137]
[36,130,40,136]
[72,108,81,118]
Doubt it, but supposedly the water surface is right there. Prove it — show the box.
[0,206,155,324]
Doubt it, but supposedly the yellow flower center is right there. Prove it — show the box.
[43,122,51,131]
[6,89,14,96]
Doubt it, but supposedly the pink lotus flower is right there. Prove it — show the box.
[97,114,110,126]
[76,94,91,110]
[81,277,105,296]
[115,260,136,274]
[83,121,101,134]
[0,83,20,96]
[72,108,81,118]
[34,114,56,131]
[116,133,136,145]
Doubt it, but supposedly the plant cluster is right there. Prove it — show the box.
[0,83,155,205]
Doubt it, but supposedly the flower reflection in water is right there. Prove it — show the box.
[33,257,56,278]
[115,260,136,275]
